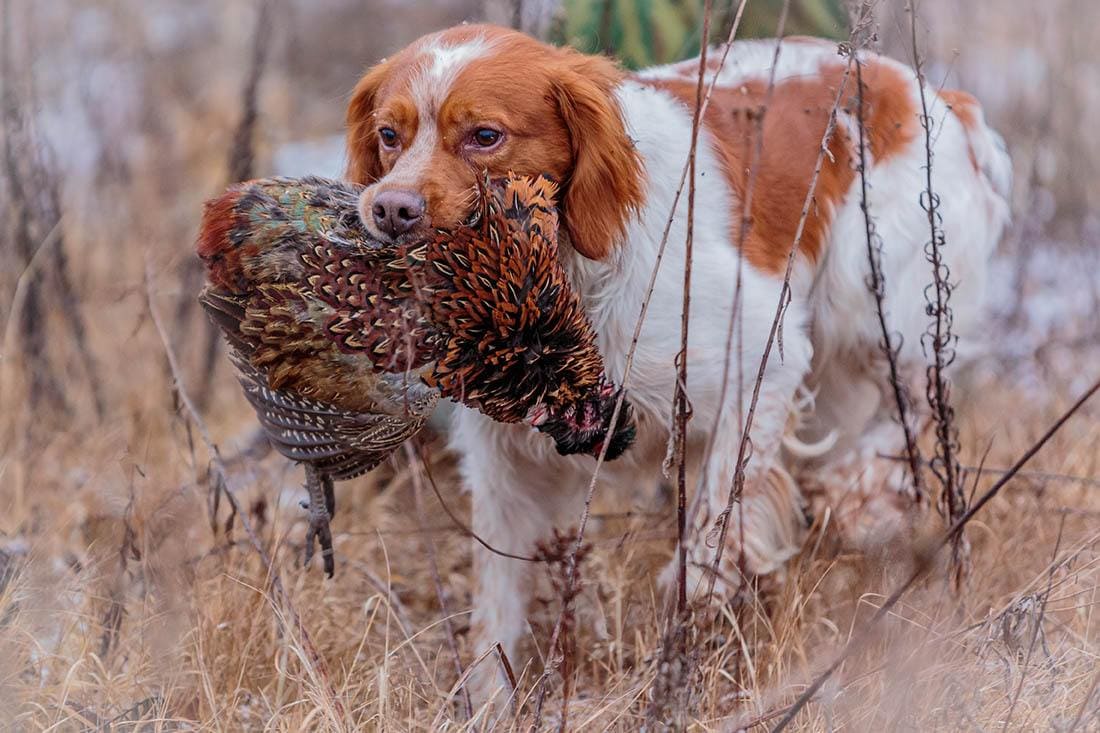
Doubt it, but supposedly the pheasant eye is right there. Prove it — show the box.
[378,127,399,148]
[472,128,502,148]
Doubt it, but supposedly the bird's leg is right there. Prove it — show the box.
[300,465,335,577]
[321,473,336,518]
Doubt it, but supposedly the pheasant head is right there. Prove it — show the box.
[410,173,635,458]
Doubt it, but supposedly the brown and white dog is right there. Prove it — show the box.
[344,24,1010,695]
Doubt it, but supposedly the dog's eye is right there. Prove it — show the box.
[378,127,399,148]
[472,128,502,148]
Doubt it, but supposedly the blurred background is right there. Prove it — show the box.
[1,0,1098,728]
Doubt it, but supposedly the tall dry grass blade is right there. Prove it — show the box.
[0,219,61,444]
[1000,511,1066,731]
[1065,667,1100,733]
[404,442,473,722]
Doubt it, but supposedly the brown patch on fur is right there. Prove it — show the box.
[938,89,980,130]
[548,48,645,260]
[637,56,916,274]
[344,25,644,260]
[346,59,397,185]
[938,88,982,171]
[840,60,919,163]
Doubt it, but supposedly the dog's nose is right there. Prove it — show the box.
[371,189,425,238]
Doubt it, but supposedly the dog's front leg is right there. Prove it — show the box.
[450,407,590,709]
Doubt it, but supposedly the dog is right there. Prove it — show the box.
[343,24,1011,695]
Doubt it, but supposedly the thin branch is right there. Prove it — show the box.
[876,454,1100,491]
[854,52,926,503]
[671,0,713,620]
[1,0,87,421]
[1001,512,1065,732]
[417,441,539,563]
[225,0,272,186]
[688,0,770,523]
[3,0,104,420]
[530,0,761,719]
[771,373,1100,731]
[908,0,969,587]
[644,1,716,725]
[404,442,473,722]
[686,0,782,584]
[192,0,274,410]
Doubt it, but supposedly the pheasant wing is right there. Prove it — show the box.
[229,351,423,480]
[199,287,429,481]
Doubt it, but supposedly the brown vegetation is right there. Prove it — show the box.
[1,0,1098,729]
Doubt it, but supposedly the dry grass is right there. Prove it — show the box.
[2,0,1099,729]
[2,347,1098,730]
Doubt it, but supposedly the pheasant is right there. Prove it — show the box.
[197,173,634,575]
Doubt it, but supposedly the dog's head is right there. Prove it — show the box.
[345,24,643,260]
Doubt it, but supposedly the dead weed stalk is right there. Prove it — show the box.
[908,0,970,588]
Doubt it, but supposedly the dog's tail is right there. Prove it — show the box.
[938,89,1013,205]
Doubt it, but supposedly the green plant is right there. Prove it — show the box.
[556,0,847,69]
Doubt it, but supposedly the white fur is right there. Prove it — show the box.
[638,36,842,87]
[368,37,1012,702]
[411,35,493,112]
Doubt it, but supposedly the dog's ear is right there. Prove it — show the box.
[550,50,644,261]
[345,60,392,184]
